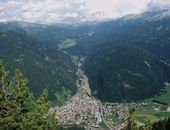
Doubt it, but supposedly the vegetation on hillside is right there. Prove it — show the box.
[0,29,77,101]
[0,61,57,129]
[85,44,168,102]
[123,108,170,130]
[153,85,170,105]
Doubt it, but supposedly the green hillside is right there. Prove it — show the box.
[0,29,77,101]
[85,44,169,102]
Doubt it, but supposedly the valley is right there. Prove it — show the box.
[55,79,170,129]
[54,54,170,129]
[1,9,170,130]
[53,57,124,129]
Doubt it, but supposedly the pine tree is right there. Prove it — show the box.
[0,61,57,130]
[0,60,14,129]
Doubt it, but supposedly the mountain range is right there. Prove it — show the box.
[0,9,170,103]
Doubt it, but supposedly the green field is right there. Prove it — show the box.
[136,109,170,125]
[153,85,170,105]
[58,39,77,49]
[135,85,170,125]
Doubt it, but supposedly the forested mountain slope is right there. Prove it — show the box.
[1,9,170,103]
[84,9,170,102]
[85,44,169,102]
[0,28,76,101]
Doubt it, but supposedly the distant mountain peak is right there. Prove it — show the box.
[121,9,170,22]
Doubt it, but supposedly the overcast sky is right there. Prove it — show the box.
[0,0,170,24]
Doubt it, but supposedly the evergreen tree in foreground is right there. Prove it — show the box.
[0,60,57,130]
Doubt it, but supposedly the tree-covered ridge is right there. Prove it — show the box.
[83,10,170,103]
[0,29,77,101]
[0,61,57,129]
[85,44,169,102]
[1,9,170,104]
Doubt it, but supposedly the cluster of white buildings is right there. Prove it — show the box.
[56,92,102,128]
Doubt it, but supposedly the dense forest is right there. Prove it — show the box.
[85,44,168,102]
[0,27,77,102]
